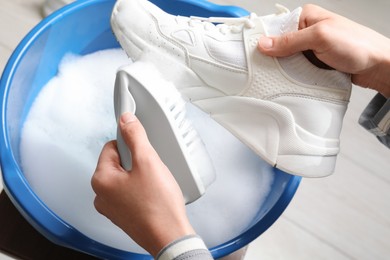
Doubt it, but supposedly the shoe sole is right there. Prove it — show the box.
[111,1,339,177]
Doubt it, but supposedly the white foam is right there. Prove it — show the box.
[20,48,274,253]
[185,104,274,246]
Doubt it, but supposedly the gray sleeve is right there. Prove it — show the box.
[359,93,390,148]
[156,235,213,260]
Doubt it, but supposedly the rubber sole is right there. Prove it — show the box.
[194,96,338,177]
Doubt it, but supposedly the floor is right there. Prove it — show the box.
[0,0,389,259]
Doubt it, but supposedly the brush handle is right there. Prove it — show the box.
[114,70,137,171]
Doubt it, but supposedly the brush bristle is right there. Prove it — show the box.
[158,80,216,188]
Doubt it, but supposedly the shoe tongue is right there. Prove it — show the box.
[262,7,302,36]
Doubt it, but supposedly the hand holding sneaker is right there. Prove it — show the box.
[111,0,354,177]
[258,4,390,98]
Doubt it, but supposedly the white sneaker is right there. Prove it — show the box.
[111,0,352,177]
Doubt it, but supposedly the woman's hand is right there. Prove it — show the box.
[258,4,390,97]
[91,112,195,257]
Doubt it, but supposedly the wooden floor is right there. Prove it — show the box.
[1,0,389,259]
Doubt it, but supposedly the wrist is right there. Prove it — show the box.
[370,36,390,97]
[145,220,196,257]
[355,47,390,97]
[156,235,211,260]
[380,53,390,98]
[373,54,390,98]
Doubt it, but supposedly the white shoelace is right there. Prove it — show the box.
[184,4,290,35]
[187,13,258,34]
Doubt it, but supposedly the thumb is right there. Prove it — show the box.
[258,28,314,57]
[119,112,152,156]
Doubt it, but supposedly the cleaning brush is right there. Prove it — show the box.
[114,61,216,204]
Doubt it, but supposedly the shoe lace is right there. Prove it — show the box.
[186,4,289,35]
[188,13,258,34]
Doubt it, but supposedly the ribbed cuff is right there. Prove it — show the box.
[359,93,390,148]
[156,235,212,260]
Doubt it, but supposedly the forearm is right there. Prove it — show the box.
[361,38,390,98]
[136,219,196,257]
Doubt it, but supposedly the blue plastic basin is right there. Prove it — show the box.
[0,0,301,259]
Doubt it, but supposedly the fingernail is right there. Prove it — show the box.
[121,112,136,124]
[258,36,273,49]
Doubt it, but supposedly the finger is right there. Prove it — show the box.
[96,141,122,170]
[119,112,154,159]
[258,4,337,58]
[92,141,124,193]
[93,196,106,215]
[258,27,318,57]
[299,4,331,29]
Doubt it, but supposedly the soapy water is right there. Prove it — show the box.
[20,48,274,253]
